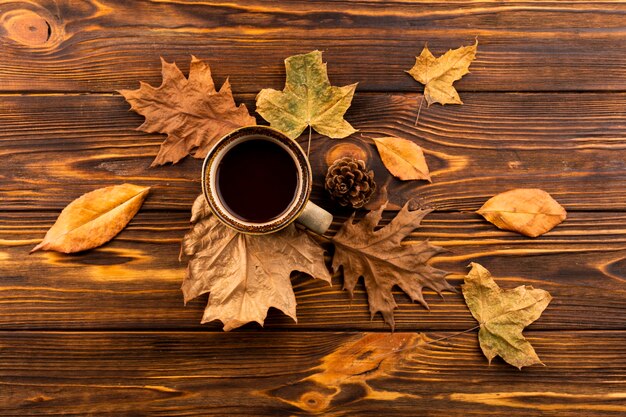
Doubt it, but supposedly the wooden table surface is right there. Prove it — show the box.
[2,1,626,416]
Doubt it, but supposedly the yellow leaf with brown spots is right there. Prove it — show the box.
[256,50,357,140]
[463,263,552,369]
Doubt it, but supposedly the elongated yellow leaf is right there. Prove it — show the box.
[477,188,566,237]
[372,136,431,181]
[407,40,477,106]
[31,184,150,254]
[462,263,552,369]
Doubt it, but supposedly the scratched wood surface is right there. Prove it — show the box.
[1,0,626,416]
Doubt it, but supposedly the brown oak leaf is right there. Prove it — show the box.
[181,195,331,331]
[120,56,256,167]
[31,184,149,254]
[407,40,477,106]
[477,188,567,237]
[332,202,454,328]
[462,263,552,369]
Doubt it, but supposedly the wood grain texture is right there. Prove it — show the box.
[1,331,624,416]
[3,1,626,92]
[1,92,625,211]
[2,210,624,331]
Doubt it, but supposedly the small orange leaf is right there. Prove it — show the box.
[477,188,566,237]
[372,136,431,182]
[31,184,150,254]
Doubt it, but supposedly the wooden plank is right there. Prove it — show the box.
[1,331,624,416]
[2,1,626,92]
[1,210,625,331]
[1,92,625,211]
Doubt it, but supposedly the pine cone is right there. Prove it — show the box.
[325,157,376,208]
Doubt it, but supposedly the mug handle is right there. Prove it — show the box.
[296,201,333,235]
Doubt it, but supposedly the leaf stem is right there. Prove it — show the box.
[366,325,481,363]
[414,95,424,126]
[307,125,312,157]
[424,325,480,344]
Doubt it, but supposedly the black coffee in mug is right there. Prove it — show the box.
[216,138,298,223]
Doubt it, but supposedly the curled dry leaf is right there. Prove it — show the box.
[407,40,477,106]
[120,56,256,166]
[332,201,454,329]
[462,263,552,369]
[256,50,357,140]
[31,184,149,254]
[181,195,331,331]
[372,136,431,182]
[477,188,567,237]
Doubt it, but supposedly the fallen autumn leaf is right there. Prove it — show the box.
[373,136,432,182]
[477,188,567,237]
[120,56,256,166]
[407,40,478,106]
[256,50,357,140]
[31,184,149,254]
[462,262,552,369]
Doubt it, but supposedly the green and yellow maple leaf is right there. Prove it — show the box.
[462,263,552,369]
[256,50,357,140]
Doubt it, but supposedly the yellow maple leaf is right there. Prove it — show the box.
[462,263,552,369]
[407,40,478,106]
[256,50,357,140]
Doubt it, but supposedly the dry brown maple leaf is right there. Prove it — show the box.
[462,263,552,369]
[181,195,331,331]
[477,188,567,237]
[31,184,149,254]
[372,136,431,182]
[120,56,256,167]
[332,202,454,328]
[407,40,477,106]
